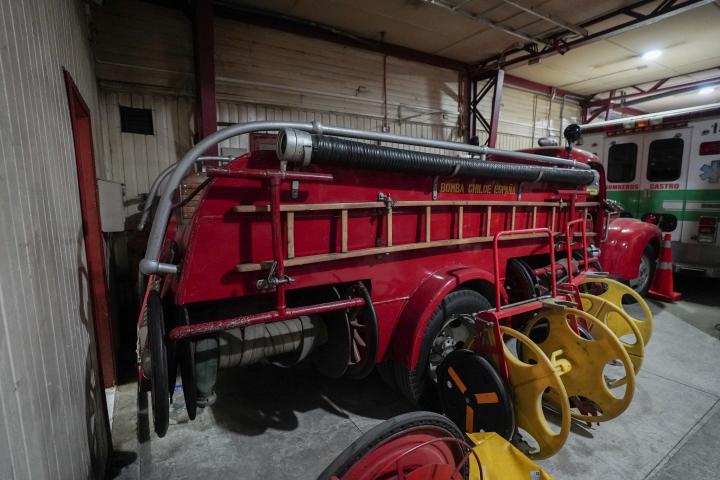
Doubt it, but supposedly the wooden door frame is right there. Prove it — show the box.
[64,70,117,388]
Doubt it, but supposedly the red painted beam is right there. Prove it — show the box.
[64,71,117,388]
[194,0,218,155]
[502,74,580,99]
[585,74,720,107]
[488,70,504,148]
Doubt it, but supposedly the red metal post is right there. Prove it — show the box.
[63,71,117,388]
[488,69,504,148]
[470,78,477,140]
[269,176,287,315]
[565,218,589,275]
[194,0,218,156]
[469,69,504,147]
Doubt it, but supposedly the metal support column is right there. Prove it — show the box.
[470,69,504,148]
[193,0,218,156]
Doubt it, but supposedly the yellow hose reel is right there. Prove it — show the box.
[501,326,571,460]
[579,277,654,345]
[579,293,644,387]
[468,432,554,479]
[521,303,636,423]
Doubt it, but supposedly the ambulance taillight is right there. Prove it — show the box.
[699,141,720,156]
[698,216,718,244]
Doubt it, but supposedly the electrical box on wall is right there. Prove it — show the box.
[97,179,125,232]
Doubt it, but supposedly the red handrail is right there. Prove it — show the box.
[565,218,589,276]
[492,228,556,311]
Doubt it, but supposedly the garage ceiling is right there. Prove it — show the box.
[217,0,720,111]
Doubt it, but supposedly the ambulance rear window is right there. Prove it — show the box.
[647,138,684,181]
[607,143,637,183]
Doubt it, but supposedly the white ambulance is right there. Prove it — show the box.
[580,103,720,277]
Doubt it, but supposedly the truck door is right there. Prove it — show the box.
[604,136,642,217]
[639,129,691,242]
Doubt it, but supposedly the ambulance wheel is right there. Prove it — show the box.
[629,246,656,297]
[317,411,469,480]
[147,291,169,437]
[395,289,491,408]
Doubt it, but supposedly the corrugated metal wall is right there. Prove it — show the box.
[92,0,580,219]
[0,0,110,478]
[476,85,581,150]
[216,101,459,153]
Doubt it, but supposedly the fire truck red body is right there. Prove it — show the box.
[160,137,657,366]
[140,124,661,436]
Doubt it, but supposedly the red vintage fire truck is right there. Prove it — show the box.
[138,121,661,442]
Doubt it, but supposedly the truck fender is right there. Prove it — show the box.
[600,217,662,280]
[389,265,496,370]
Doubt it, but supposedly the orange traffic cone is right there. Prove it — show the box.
[648,233,681,302]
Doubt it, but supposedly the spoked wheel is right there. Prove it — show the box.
[313,287,351,379]
[345,283,379,380]
[318,412,470,480]
[147,290,170,437]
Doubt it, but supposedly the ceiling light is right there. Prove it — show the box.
[641,50,662,61]
[699,86,715,95]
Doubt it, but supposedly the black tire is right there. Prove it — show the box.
[630,246,656,298]
[317,411,468,480]
[394,289,491,407]
[148,291,169,437]
[376,359,399,392]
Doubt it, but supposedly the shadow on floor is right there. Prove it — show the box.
[210,363,413,437]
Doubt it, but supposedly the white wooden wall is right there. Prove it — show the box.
[0,0,110,479]
[214,19,461,128]
[97,88,195,218]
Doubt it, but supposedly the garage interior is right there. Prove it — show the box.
[2,0,720,479]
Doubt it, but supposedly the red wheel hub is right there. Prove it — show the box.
[337,426,467,480]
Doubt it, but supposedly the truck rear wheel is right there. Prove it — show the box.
[394,289,491,408]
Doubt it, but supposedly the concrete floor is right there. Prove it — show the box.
[109,275,720,479]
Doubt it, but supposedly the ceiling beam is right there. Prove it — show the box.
[420,0,549,46]
[213,4,470,72]
[475,0,714,70]
[583,67,720,106]
[498,0,588,36]
[621,77,720,106]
